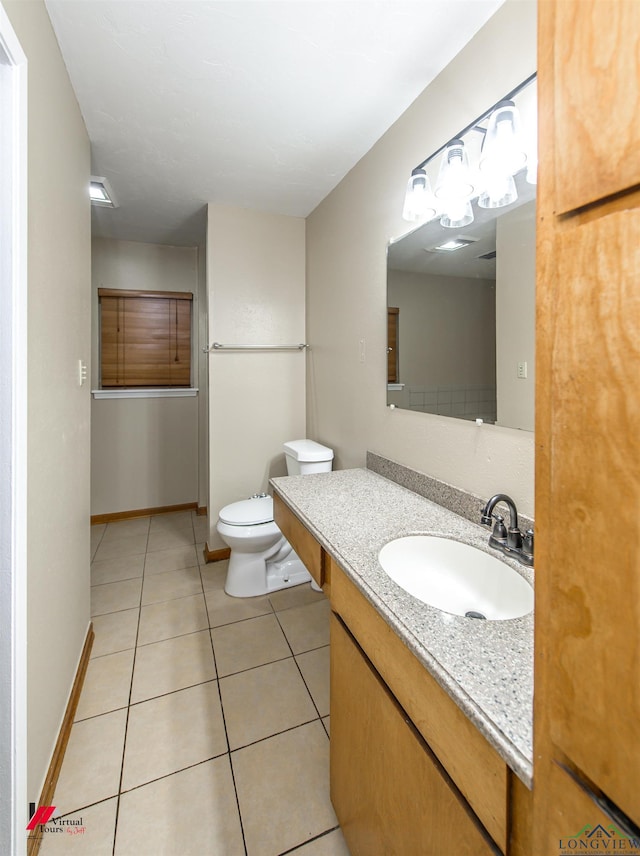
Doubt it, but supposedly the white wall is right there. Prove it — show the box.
[496,200,536,431]
[306,0,536,516]
[207,205,306,549]
[91,238,200,515]
[3,0,91,806]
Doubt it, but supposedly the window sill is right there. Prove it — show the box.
[92,388,198,400]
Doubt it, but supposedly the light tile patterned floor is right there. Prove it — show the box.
[39,511,351,856]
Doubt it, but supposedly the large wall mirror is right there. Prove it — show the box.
[387,76,536,431]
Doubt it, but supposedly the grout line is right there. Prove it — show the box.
[90,573,144,588]
[110,541,146,856]
[199,559,249,856]
[228,717,323,755]
[277,825,342,855]
[116,751,233,797]
[273,607,329,720]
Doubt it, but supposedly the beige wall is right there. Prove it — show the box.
[306,0,536,516]
[207,205,306,549]
[4,0,92,802]
[387,269,496,392]
[91,238,200,515]
[197,239,209,510]
[496,201,536,431]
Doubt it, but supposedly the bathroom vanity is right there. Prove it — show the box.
[272,468,534,856]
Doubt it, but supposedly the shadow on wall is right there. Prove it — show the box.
[266,453,288,485]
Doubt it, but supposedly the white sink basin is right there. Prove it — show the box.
[378,535,533,620]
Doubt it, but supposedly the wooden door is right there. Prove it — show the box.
[534,0,640,846]
[553,0,640,214]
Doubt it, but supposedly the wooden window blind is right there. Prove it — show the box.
[98,288,193,388]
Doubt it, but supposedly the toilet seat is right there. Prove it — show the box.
[219,496,273,526]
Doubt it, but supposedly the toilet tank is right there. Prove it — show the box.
[283,439,334,476]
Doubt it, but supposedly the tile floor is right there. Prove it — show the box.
[39,511,351,856]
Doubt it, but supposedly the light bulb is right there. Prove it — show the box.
[402,168,437,222]
[435,140,475,202]
[480,100,527,177]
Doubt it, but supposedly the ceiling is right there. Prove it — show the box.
[45,0,505,247]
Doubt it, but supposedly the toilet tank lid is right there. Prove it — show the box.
[219,496,274,525]
[283,439,334,462]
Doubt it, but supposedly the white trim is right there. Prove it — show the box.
[92,388,198,400]
[0,4,28,853]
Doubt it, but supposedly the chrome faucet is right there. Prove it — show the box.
[480,493,534,566]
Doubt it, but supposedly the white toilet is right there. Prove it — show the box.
[217,439,334,597]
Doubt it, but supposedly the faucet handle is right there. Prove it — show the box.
[523,528,534,555]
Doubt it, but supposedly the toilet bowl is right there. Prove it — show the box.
[217,439,334,598]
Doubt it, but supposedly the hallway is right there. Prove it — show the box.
[39,511,350,856]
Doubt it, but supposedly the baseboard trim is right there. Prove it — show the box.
[203,543,231,563]
[91,502,204,525]
[195,506,207,517]
[27,623,94,856]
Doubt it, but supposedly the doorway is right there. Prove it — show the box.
[0,5,28,853]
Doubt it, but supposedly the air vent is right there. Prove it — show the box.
[477,250,497,260]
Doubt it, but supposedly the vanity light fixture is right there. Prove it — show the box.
[90,176,119,208]
[401,73,536,226]
[401,167,438,222]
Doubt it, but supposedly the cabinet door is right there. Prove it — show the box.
[553,0,640,213]
[539,762,640,856]
[330,614,500,856]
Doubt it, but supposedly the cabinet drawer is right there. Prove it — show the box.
[273,493,325,588]
[330,558,508,853]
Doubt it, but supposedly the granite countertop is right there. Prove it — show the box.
[270,467,534,787]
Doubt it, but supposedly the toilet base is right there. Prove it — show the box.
[224,545,312,598]
[266,554,312,594]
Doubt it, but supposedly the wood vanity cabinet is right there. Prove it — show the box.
[271,493,532,854]
[273,493,327,590]
[331,613,499,856]
[330,559,509,855]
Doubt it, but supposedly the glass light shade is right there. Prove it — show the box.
[402,168,437,222]
[526,153,538,185]
[434,140,475,201]
[478,173,518,208]
[440,198,474,229]
[479,100,527,177]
